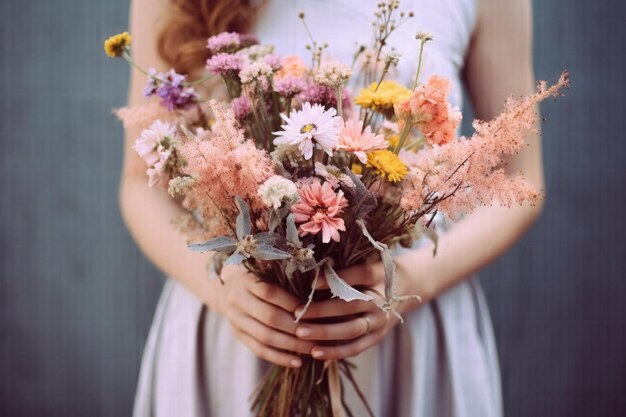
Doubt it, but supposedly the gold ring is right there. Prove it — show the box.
[362,315,372,335]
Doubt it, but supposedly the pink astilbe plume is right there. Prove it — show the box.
[401,72,570,219]
[178,100,275,221]
[115,103,176,130]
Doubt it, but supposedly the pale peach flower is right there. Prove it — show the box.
[290,179,349,243]
[275,55,308,79]
[336,119,389,163]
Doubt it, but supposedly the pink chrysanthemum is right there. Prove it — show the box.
[336,119,388,163]
[290,180,349,243]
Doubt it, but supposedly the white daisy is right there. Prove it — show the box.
[272,102,342,160]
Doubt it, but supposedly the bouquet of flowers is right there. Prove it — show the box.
[105,1,568,416]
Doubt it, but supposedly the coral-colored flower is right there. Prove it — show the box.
[336,119,388,163]
[290,180,348,243]
[403,75,462,146]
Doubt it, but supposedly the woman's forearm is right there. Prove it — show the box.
[119,174,224,311]
[396,201,543,305]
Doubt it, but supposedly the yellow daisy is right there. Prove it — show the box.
[104,32,132,58]
[366,150,408,182]
[354,80,412,113]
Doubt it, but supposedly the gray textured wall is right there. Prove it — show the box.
[0,1,624,416]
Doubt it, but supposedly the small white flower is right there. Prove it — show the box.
[258,175,299,209]
[273,102,342,160]
[133,120,176,167]
[237,44,275,61]
[239,61,273,84]
[415,31,434,42]
[314,61,352,88]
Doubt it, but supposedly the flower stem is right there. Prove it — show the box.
[184,73,215,86]
[394,121,413,153]
[335,87,343,118]
[412,40,426,90]
[123,50,150,76]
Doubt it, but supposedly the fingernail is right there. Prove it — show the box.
[312,349,324,358]
[290,359,302,367]
[297,327,311,337]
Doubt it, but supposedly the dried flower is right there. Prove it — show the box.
[336,119,389,163]
[314,162,355,189]
[258,175,299,209]
[299,83,351,110]
[206,32,241,54]
[104,32,131,58]
[290,180,349,243]
[168,176,196,198]
[262,54,283,71]
[314,61,352,88]
[144,69,198,111]
[273,102,342,160]
[367,149,408,182]
[231,95,253,120]
[415,31,434,43]
[274,76,307,97]
[206,53,247,75]
[383,52,401,67]
[239,61,273,84]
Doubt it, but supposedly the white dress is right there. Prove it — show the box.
[133,1,503,416]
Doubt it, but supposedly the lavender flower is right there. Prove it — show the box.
[299,82,351,110]
[262,54,283,71]
[144,69,198,111]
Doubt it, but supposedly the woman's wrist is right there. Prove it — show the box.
[395,247,441,308]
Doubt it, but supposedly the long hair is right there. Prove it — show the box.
[157,0,262,76]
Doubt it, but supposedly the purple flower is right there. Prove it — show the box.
[206,32,241,54]
[274,76,306,97]
[144,69,198,111]
[206,53,247,75]
[231,96,253,120]
[299,82,352,110]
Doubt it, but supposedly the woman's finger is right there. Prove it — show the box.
[247,279,302,313]
[232,311,316,355]
[310,330,386,360]
[231,290,299,335]
[231,327,303,368]
[295,299,373,320]
[296,312,382,341]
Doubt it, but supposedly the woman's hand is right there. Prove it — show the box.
[294,262,418,360]
[215,264,316,368]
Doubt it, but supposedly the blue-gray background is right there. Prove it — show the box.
[1,0,624,416]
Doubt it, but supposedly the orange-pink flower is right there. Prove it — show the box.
[275,55,308,79]
[290,180,349,243]
[401,75,462,146]
[336,119,389,163]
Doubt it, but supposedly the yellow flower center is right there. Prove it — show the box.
[300,123,317,134]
